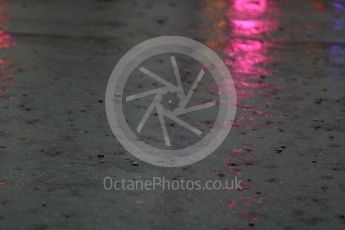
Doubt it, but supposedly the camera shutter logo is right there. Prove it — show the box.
[105,36,236,167]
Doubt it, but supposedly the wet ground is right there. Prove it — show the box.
[1,0,345,229]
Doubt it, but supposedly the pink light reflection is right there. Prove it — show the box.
[224,0,278,101]
[203,0,280,226]
[0,1,16,98]
[0,30,12,48]
[231,19,277,36]
[233,0,267,14]
[224,39,270,76]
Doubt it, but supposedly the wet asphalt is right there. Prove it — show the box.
[0,0,345,229]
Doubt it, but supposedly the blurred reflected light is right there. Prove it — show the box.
[328,44,345,68]
[231,19,276,36]
[0,31,12,49]
[332,18,345,31]
[332,0,345,10]
[313,2,327,12]
[202,0,281,226]
[332,0,345,31]
[233,0,267,14]
[224,39,270,76]
[0,1,16,98]
[225,0,275,99]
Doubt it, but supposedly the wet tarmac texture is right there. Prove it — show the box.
[0,0,345,229]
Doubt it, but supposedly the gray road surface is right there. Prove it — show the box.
[0,0,345,229]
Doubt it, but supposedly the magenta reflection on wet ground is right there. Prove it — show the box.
[225,0,279,97]
[0,1,16,98]
[0,1,15,189]
[204,0,283,227]
[203,0,345,228]
[224,0,285,132]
